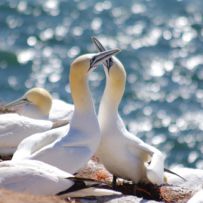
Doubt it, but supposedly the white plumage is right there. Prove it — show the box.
[93,37,165,184]
[49,99,74,121]
[0,113,67,155]
[0,159,74,195]
[0,159,121,197]
[188,189,203,203]
[12,49,120,174]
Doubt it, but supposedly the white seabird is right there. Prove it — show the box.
[5,87,74,121]
[0,159,121,197]
[0,113,68,156]
[12,49,120,174]
[92,37,165,185]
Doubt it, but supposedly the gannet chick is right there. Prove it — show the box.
[12,49,120,174]
[0,159,121,197]
[5,87,74,121]
[92,37,165,185]
[0,113,68,156]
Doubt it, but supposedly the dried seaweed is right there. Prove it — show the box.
[75,159,195,202]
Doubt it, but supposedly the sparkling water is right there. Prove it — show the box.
[0,0,203,168]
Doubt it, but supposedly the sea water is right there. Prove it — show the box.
[0,0,203,168]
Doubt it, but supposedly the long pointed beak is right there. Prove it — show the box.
[5,97,30,108]
[89,49,120,70]
[92,37,105,52]
[91,37,114,70]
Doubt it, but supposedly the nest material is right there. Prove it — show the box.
[160,185,193,203]
[75,158,195,203]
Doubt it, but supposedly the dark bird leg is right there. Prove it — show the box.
[112,175,117,189]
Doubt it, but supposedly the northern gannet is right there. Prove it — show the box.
[0,113,68,156]
[5,87,74,121]
[12,49,120,174]
[92,37,165,185]
[0,159,121,197]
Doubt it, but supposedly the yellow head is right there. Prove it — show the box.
[24,87,52,115]
[69,50,120,111]
[92,37,126,104]
[70,54,92,81]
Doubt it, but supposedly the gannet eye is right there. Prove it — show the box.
[22,98,30,104]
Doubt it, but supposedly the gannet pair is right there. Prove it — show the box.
[12,49,120,175]
[93,37,165,185]
[5,87,74,121]
[0,159,121,197]
[12,38,165,185]
[0,50,122,196]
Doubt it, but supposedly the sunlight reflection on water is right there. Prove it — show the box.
[0,0,203,167]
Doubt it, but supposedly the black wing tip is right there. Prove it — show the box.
[57,177,107,196]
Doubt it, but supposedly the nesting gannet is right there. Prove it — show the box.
[92,37,165,185]
[5,87,74,121]
[12,49,120,174]
[0,113,68,156]
[0,159,121,197]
